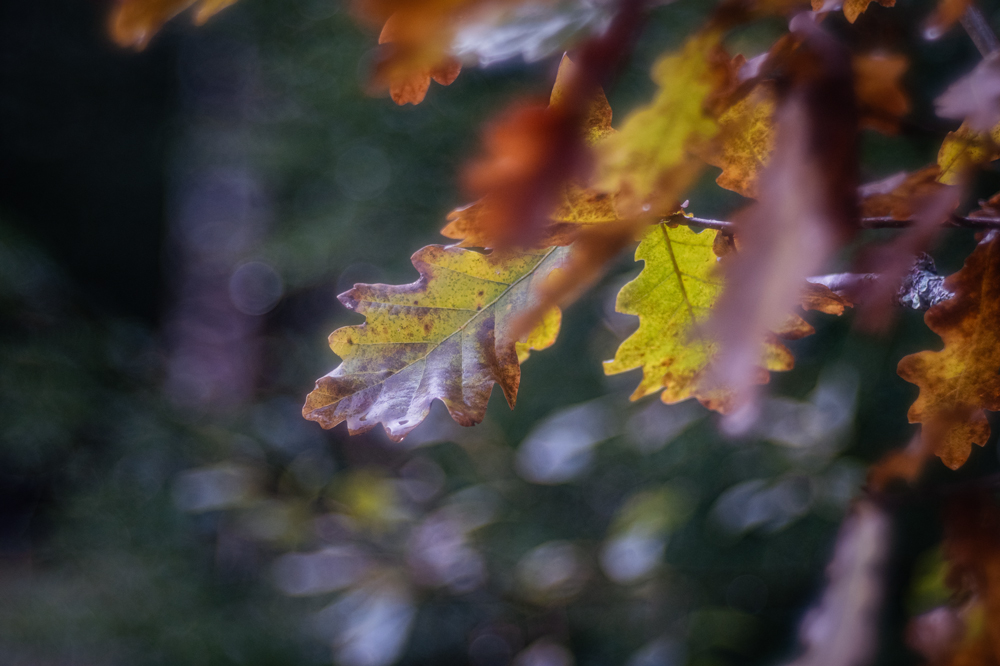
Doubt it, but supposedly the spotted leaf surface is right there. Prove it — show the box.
[304,245,569,440]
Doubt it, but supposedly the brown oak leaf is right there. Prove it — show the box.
[897,232,1000,469]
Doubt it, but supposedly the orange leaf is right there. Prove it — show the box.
[811,0,895,23]
[897,232,1000,470]
[854,53,910,133]
[110,0,237,49]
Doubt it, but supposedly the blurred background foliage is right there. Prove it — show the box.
[2,0,1000,665]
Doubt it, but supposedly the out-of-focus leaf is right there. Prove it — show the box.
[377,14,462,105]
[925,0,973,39]
[604,224,811,413]
[937,53,1000,134]
[709,17,859,416]
[812,0,895,23]
[859,167,946,220]
[110,0,237,48]
[908,496,1000,666]
[897,232,1000,470]
[937,123,1000,185]
[783,500,890,666]
[442,55,619,248]
[303,245,568,441]
[451,0,614,67]
[595,30,732,216]
[854,53,910,133]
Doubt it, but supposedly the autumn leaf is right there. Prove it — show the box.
[110,0,237,48]
[937,123,1000,185]
[603,223,814,413]
[708,16,859,412]
[859,166,947,220]
[700,81,776,199]
[812,0,895,23]
[303,244,569,441]
[442,55,619,248]
[897,232,1000,470]
[854,53,911,133]
[376,12,462,105]
[595,30,730,216]
[925,0,972,39]
[908,495,1000,666]
[937,53,1000,133]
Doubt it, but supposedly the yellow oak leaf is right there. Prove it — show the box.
[110,0,237,49]
[937,123,1000,185]
[603,224,807,413]
[595,30,727,216]
[304,245,569,441]
[897,232,1000,470]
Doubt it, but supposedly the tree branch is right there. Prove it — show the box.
[675,214,1000,232]
[960,5,1000,58]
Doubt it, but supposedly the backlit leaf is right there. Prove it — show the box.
[595,30,729,216]
[304,245,569,441]
[603,223,808,413]
[854,53,910,133]
[897,232,1000,470]
[701,82,776,199]
[442,55,619,248]
[110,0,237,48]
[937,123,1000,185]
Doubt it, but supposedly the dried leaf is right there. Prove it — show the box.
[859,166,946,221]
[897,232,1000,469]
[709,17,859,411]
[304,244,569,441]
[801,282,853,315]
[110,0,237,48]
[937,54,1000,134]
[783,500,890,666]
[595,30,729,216]
[925,0,973,39]
[442,55,618,247]
[812,0,896,23]
[376,13,462,105]
[603,223,815,413]
[701,82,777,199]
[854,53,910,133]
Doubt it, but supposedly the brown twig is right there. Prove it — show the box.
[960,5,1000,58]
[676,214,1000,232]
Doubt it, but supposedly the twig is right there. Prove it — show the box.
[960,5,1000,58]
[675,214,1000,232]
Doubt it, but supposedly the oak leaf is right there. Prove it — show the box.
[376,13,462,105]
[897,232,1000,470]
[937,123,1000,185]
[859,166,946,220]
[442,55,618,248]
[854,53,911,133]
[110,0,237,48]
[701,82,776,199]
[709,17,859,412]
[595,30,729,216]
[603,223,815,413]
[303,244,568,440]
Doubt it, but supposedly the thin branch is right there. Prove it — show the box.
[960,5,1000,58]
[675,214,1000,232]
